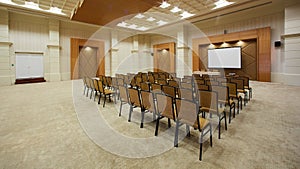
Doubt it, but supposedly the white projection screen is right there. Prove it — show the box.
[208,47,241,68]
[16,53,44,79]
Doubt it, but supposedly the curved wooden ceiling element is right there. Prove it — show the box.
[71,0,160,26]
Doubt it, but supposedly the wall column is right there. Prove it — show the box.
[110,30,119,76]
[283,2,300,86]
[0,9,13,86]
[177,24,190,77]
[46,19,61,81]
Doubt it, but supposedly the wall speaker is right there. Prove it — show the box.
[275,41,281,47]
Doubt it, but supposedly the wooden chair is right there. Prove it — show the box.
[118,85,130,116]
[222,82,243,114]
[151,83,162,94]
[140,90,157,128]
[231,78,247,106]
[178,88,194,101]
[128,88,143,128]
[211,85,236,123]
[168,80,179,88]
[155,93,176,136]
[140,82,150,91]
[162,85,177,99]
[198,90,227,139]
[97,80,115,107]
[180,82,193,90]
[237,76,252,100]
[174,98,212,161]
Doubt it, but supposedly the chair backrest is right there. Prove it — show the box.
[162,85,177,99]
[140,90,156,113]
[168,80,179,88]
[106,76,112,87]
[180,82,193,90]
[93,79,100,91]
[211,85,229,105]
[157,79,167,85]
[178,88,194,101]
[151,83,162,93]
[117,78,124,87]
[206,80,219,86]
[238,76,250,88]
[128,88,141,107]
[195,79,205,85]
[216,77,227,83]
[140,82,150,91]
[199,90,218,114]
[148,75,155,83]
[119,85,130,103]
[222,82,238,97]
[135,77,143,87]
[231,78,244,91]
[175,98,199,128]
[141,73,148,82]
[196,84,209,91]
[98,80,105,93]
[156,93,176,120]
[182,78,192,83]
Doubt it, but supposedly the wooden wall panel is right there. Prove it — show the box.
[153,42,176,73]
[192,27,271,82]
[70,38,105,79]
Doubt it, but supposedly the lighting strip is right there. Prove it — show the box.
[212,0,235,10]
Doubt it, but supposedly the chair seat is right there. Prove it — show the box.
[104,89,114,94]
[200,107,217,113]
[237,89,246,93]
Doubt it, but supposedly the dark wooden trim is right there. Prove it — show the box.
[15,77,46,84]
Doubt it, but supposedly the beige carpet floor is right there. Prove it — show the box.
[0,80,299,169]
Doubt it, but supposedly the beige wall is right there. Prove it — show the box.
[0,2,299,86]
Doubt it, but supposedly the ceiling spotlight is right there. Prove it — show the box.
[213,0,234,10]
[170,6,181,13]
[159,1,170,8]
[147,17,156,22]
[157,20,168,26]
[180,11,195,19]
[135,13,145,19]
[24,1,40,10]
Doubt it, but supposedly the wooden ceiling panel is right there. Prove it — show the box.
[71,0,160,26]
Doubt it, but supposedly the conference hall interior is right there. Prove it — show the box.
[0,0,299,168]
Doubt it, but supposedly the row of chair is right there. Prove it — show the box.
[82,72,253,161]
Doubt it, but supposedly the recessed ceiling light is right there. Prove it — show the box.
[159,1,170,8]
[135,13,145,19]
[24,1,40,10]
[117,22,128,27]
[138,26,149,31]
[147,17,156,22]
[180,11,195,19]
[212,0,234,10]
[157,20,168,26]
[170,6,181,13]
[128,24,137,29]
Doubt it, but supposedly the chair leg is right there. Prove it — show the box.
[98,93,101,104]
[233,103,236,118]
[103,95,107,107]
[210,124,213,147]
[229,107,232,124]
[155,116,160,136]
[218,118,221,139]
[94,91,97,101]
[199,132,204,161]
[224,112,227,130]
[119,102,123,117]
[140,110,144,128]
[174,120,179,147]
[128,106,133,122]
[168,118,171,128]
[240,97,243,110]
[186,125,190,137]
[90,89,93,99]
